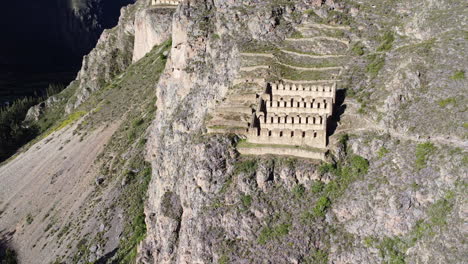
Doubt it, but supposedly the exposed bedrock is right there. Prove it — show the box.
[133,7,175,62]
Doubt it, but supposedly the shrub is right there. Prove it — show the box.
[318,163,335,175]
[348,155,369,176]
[219,255,229,264]
[415,142,436,170]
[240,194,252,208]
[351,42,365,56]
[233,159,258,175]
[312,196,331,218]
[304,249,328,264]
[377,31,395,52]
[292,184,306,198]
[257,222,291,245]
[131,118,144,127]
[310,181,325,193]
[428,192,454,226]
[377,237,406,264]
[26,214,34,225]
[366,54,385,77]
[377,147,389,159]
[0,97,41,162]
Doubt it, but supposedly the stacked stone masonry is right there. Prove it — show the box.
[151,0,180,5]
[247,80,336,150]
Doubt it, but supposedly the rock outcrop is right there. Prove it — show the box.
[1,0,466,263]
[133,7,176,62]
[139,0,467,263]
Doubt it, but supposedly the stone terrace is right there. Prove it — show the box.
[207,20,350,160]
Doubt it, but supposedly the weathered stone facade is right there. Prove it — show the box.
[247,81,336,150]
[151,0,180,6]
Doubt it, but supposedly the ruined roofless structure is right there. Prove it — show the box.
[151,0,180,5]
[247,81,336,151]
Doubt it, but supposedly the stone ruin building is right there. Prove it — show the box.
[206,20,349,160]
[247,81,336,150]
[151,0,180,6]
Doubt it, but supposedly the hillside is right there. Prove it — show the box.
[1,0,467,263]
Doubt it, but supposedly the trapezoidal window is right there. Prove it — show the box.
[268,130,272,136]
[279,131,283,137]
[302,131,306,138]
[291,131,294,137]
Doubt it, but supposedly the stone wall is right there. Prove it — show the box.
[151,0,180,5]
[238,146,326,160]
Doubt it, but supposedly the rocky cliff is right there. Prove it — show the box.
[139,0,467,263]
[1,0,466,263]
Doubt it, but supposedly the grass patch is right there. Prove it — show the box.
[450,70,465,80]
[292,184,306,199]
[437,97,456,107]
[43,111,86,138]
[351,42,365,56]
[240,194,253,208]
[257,222,291,245]
[415,142,436,170]
[303,152,369,222]
[303,249,328,264]
[233,158,258,175]
[377,147,389,159]
[366,54,385,77]
[377,31,395,52]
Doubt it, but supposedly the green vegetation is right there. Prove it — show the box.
[0,97,41,162]
[415,142,436,170]
[65,40,172,264]
[303,249,328,264]
[377,31,395,52]
[437,97,456,107]
[257,222,291,245]
[371,190,456,263]
[240,194,253,208]
[303,151,369,221]
[377,147,389,159]
[427,191,454,226]
[311,181,325,193]
[450,70,465,80]
[351,42,365,56]
[26,214,34,225]
[218,255,229,264]
[377,237,406,264]
[311,196,331,218]
[233,158,258,175]
[114,166,152,263]
[290,31,303,38]
[292,184,306,199]
[0,247,18,264]
[42,111,86,138]
[366,54,385,77]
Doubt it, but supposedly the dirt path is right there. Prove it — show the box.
[298,23,351,30]
[279,49,346,58]
[285,36,350,45]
